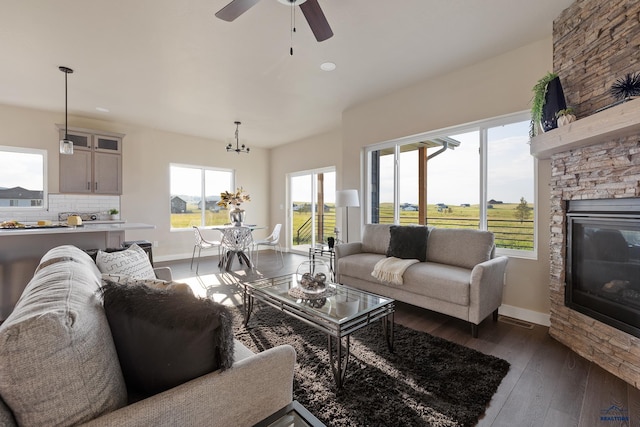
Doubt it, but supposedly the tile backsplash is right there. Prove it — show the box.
[1,194,120,222]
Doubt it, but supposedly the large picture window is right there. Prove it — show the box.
[366,112,535,256]
[170,164,233,229]
[0,146,46,209]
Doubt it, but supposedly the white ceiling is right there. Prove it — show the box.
[0,0,573,148]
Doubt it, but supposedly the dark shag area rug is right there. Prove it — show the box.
[232,305,510,427]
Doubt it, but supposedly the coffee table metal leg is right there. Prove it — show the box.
[381,312,394,352]
[244,288,254,326]
[327,335,350,389]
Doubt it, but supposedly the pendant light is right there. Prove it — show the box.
[226,121,250,154]
[59,66,74,155]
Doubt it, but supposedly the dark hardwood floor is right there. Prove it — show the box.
[157,251,640,427]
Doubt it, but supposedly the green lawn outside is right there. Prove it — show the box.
[173,202,534,250]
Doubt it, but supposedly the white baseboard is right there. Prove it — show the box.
[154,252,195,263]
[499,304,550,327]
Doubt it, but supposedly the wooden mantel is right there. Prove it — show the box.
[530,97,640,159]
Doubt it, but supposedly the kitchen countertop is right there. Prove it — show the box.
[0,222,154,236]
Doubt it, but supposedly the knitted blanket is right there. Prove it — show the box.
[371,256,419,285]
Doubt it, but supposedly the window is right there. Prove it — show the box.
[366,112,535,256]
[0,146,47,210]
[170,164,233,229]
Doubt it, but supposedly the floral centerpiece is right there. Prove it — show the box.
[218,187,250,225]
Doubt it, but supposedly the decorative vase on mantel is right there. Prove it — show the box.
[229,206,245,226]
[541,76,568,132]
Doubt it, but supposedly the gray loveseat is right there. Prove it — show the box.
[335,224,509,337]
[0,245,295,426]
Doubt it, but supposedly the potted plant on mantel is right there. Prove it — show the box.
[556,107,576,127]
[530,72,568,137]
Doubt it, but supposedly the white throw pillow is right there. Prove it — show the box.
[96,244,156,280]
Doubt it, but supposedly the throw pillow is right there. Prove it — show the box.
[100,281,234,397]
[386,225,429,262]
[96,244,156,279]
[101,274,194,295]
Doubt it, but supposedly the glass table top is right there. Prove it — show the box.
[243,273,393,324]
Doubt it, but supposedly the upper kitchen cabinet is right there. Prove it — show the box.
[57,126,124,194]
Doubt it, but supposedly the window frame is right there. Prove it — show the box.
[364,111,536,259]
[0,145,48,211]
[169,163,234,231]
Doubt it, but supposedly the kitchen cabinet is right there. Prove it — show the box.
[58,126,124,194]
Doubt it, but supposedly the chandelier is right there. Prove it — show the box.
[226,121,250,154]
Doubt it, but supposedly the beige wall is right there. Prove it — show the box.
[339,38,554,323]
[268,129,342,249]
[0,103,270,261]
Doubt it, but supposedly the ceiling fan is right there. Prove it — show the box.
[215,0,333,42]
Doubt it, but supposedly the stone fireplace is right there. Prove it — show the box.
[527,0,640,388]
[531,98,640,388]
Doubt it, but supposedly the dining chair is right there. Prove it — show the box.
[253,223,283,267]
[190,226,223,274]
[220,226,254,271]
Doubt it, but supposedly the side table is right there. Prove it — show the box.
[308,245,335,281]
[253,400,326,427]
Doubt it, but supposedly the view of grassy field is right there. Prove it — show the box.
[173,201,534,250]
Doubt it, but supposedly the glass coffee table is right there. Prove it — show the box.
[242,274,395,389]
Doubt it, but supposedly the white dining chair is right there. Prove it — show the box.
[190,226,223,274]
[253,223,283,267]
[220,226,254,271]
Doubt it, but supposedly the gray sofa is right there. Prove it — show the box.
[335,224,509,337]
[0,245,295,426]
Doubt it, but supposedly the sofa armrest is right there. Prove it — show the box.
[468,256,509,324]
[153,266,173,282]
[82,344,296,427]
[334,242,363,259]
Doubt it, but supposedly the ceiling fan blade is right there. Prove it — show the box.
[299,0,333,42]
[215,0,261,22]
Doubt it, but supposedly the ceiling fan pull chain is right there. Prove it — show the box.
[290,2,296,55]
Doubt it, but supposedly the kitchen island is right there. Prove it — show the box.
[0,222,154,320]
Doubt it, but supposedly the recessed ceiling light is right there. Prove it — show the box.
[95,107,110,113]
[320,62,336,71]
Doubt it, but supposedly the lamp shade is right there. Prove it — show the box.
[335,189,359,208]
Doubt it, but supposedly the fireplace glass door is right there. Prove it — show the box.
[567,208,640,338]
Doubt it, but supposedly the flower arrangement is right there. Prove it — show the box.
[217,187,250,208]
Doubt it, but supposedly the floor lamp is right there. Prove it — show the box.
[335,189,359,243]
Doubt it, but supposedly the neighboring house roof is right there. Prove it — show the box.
[0,186,43,199]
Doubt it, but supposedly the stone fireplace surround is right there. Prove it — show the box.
[531,98,640,388]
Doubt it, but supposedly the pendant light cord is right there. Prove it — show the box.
[64,70,68,139]
[59,66,73,139]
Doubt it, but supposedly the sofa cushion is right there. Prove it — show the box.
[338,253,387,282]
[402,262,472,305]
[0,246,127,426]
[386,225,429,261]
[427,228,494,269]
[361,224,392,254]
[96,243,156,279]
[101,281,235,397]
